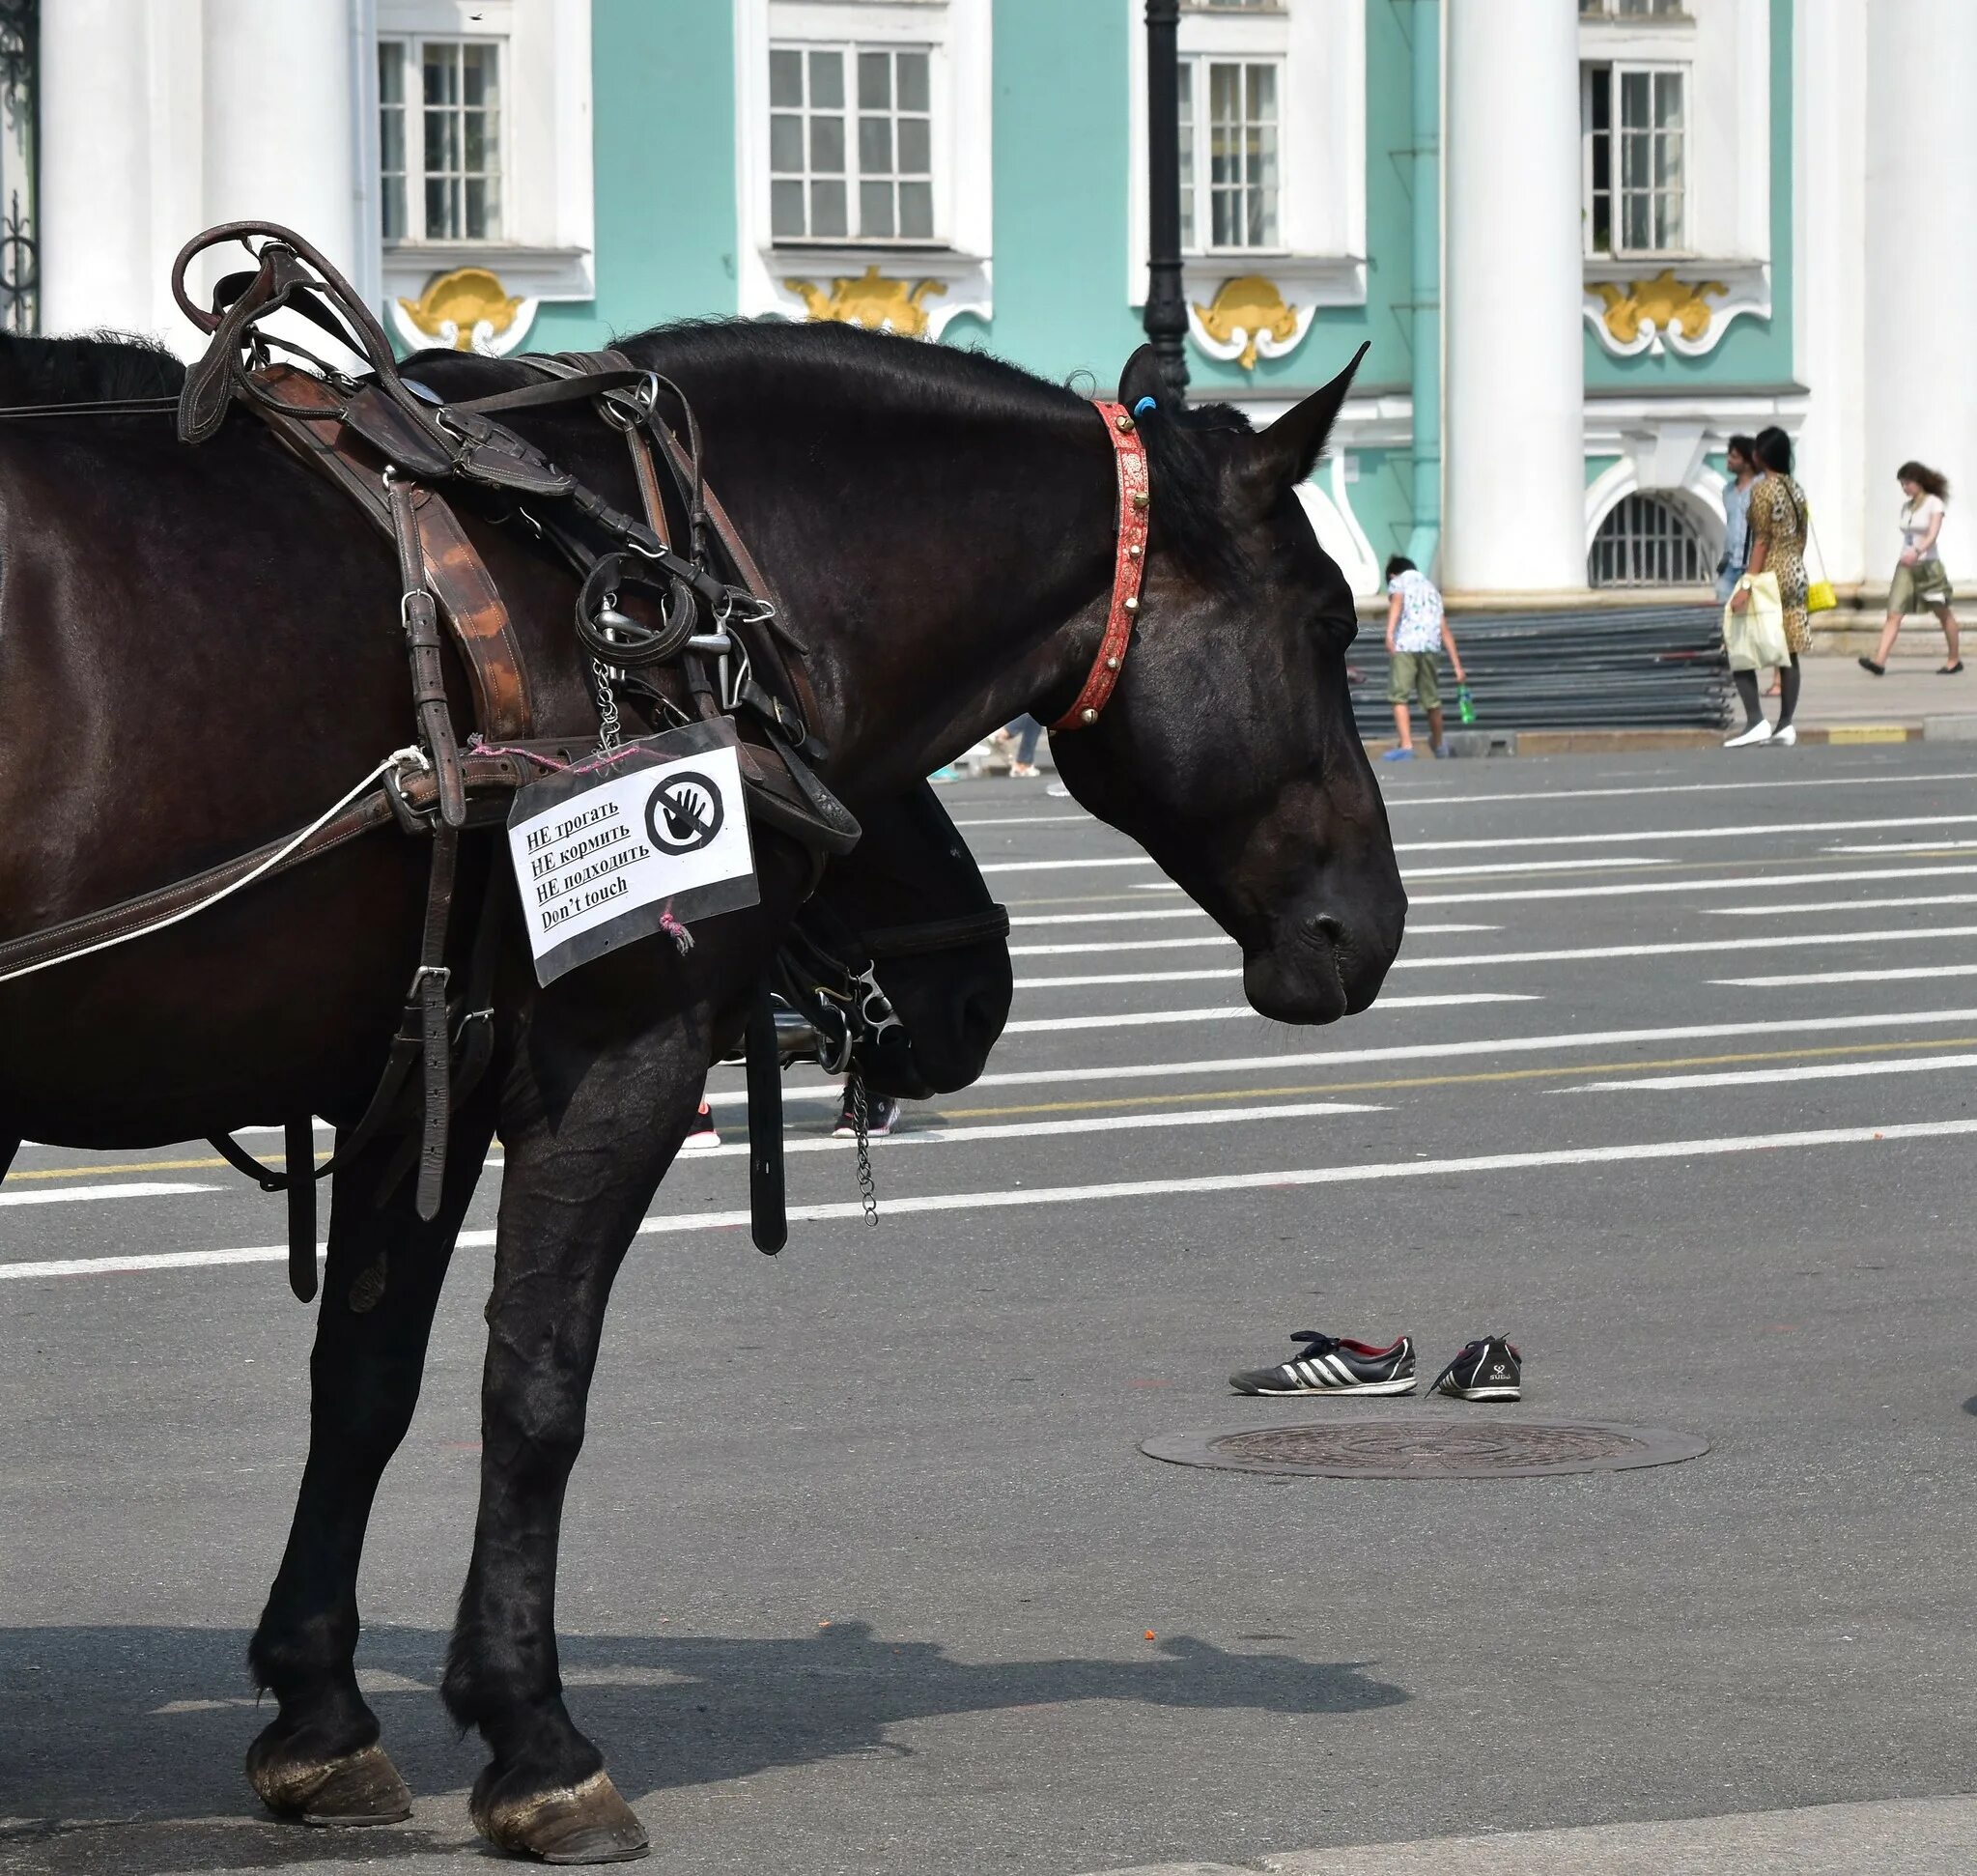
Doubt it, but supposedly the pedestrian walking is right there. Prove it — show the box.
[1003,713,1043,778]
[1382,555,1466,761]
[1724,427,1809,749]
[1716,434,1758,604]
[1859,461,1962,676]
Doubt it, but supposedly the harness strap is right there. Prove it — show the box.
[389,476,468,829]
[1051,401,1152,732]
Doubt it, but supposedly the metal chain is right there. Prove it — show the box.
[590,656,622,753]
[849,1070,879,1227]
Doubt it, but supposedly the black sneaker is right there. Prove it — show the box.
[1229,1331,1416,1397]
[832,1093,900,1139]
[1430,1335,1522,1402]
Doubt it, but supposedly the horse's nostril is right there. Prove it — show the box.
[1307,913,1346,948]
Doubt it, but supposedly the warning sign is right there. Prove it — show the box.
[506,720,758,985]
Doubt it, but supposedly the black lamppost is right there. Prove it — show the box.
[1143,0,1188,398]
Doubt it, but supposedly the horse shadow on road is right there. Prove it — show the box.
[0,1618,1407,1872]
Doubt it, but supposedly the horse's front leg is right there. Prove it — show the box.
[244,1077,498,1826]
[444,994,711,1863]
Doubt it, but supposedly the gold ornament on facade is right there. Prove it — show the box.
[1594,270,1728,347]
[395,267,528,351]
[1190,275,1301,371]
[782,265,947,337]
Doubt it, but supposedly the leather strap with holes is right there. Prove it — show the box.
[1051,400,1151,732]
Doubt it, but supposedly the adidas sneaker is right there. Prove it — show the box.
[1229,1331,1416,1397]
[1430,1334,1522,1402]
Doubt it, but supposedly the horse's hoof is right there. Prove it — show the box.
[246,1732,413,1827]
[471,1767,649,1863]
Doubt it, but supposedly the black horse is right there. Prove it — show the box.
[0,318,1403,1861]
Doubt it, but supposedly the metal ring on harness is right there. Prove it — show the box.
[573,551,697,667]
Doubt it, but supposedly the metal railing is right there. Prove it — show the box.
[1350,602,1735,734]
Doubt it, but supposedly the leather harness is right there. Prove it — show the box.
[0,219,1145,1284]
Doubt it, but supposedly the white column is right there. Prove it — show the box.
[202,0,358,276]
[1863,2,1977,588]
[40,0,155,334]
[1442,0,1586,593]
[1793,0,1868,589]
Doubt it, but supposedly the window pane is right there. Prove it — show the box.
[463,43,497,108]
[1211,187,1238,249]
[860,179,894,238]
[896,50,929,112]
[858,50,890,108]
[381,176,404,242]
[770,47,802,108]
[808,49,843,109]
[423,42,459,105]
[1247,62,1276,122]
[1619,69,1650,128]
[899,180,933,239]
[897,115,930,174]
[770,111,803,171]
[859,113,892,174]
[1621,129,1648,190]
[379,40,404,104]
[1622,191,1650,250]
[810,178,846,238]
[810,114,844,173]
[772,178,805,237]
[426,175,455,240]
[464,109,490,171]
[1654,71,1682,127]
[465,177,495,240]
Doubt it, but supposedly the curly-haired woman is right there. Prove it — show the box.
[1859,462,1961,676]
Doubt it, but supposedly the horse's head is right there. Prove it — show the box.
[804,782,1012,1099]
[1048,345,1406,1025]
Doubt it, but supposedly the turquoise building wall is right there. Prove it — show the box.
[503,0,1794,583]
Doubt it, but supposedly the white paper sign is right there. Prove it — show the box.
[506,726,758,985]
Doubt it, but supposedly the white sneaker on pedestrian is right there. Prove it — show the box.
[1724,718,1774,749]
[1771,724,1798,747]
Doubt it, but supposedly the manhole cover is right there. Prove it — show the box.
[1142,1416,1708,1480]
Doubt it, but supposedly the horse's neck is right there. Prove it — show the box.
[699,409,1116,789]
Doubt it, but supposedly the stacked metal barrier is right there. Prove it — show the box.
[1349,602,1735,735]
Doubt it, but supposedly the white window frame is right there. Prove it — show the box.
[367,0,595,307]
[1576,0,1772,355]
[1580,60,1690,260]
[768,39,939,245]
[1127,0,1366,313]
[736,0,993,336]
[378,32,507,245]
[1177,54,1286,256]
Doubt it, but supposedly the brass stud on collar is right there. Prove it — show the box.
[1127,543,1143,559]
[1116,412,1136,433]
[1080,706,1098,725]
[1123,594,1140,612]
[1131,491,1149,510]
[1105,655,1121,670]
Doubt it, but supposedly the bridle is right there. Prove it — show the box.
[1050,399,1152,732]
[766,901,1012,1075]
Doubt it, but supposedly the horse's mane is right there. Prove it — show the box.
[624,319,1258,583]
[0,330,185,403]
[3,315,1256,583]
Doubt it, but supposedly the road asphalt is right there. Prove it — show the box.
[3,741,1974,1875]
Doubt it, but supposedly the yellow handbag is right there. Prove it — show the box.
[1804,497,1837,612]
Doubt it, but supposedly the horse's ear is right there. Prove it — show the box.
[1246,341,1370,494]
[1116,344,1166,412]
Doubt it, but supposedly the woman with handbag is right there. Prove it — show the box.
[1858,462,1961,676]
[1725,427,1811,748]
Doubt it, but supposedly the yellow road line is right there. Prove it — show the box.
[14,1037,1977,1180]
